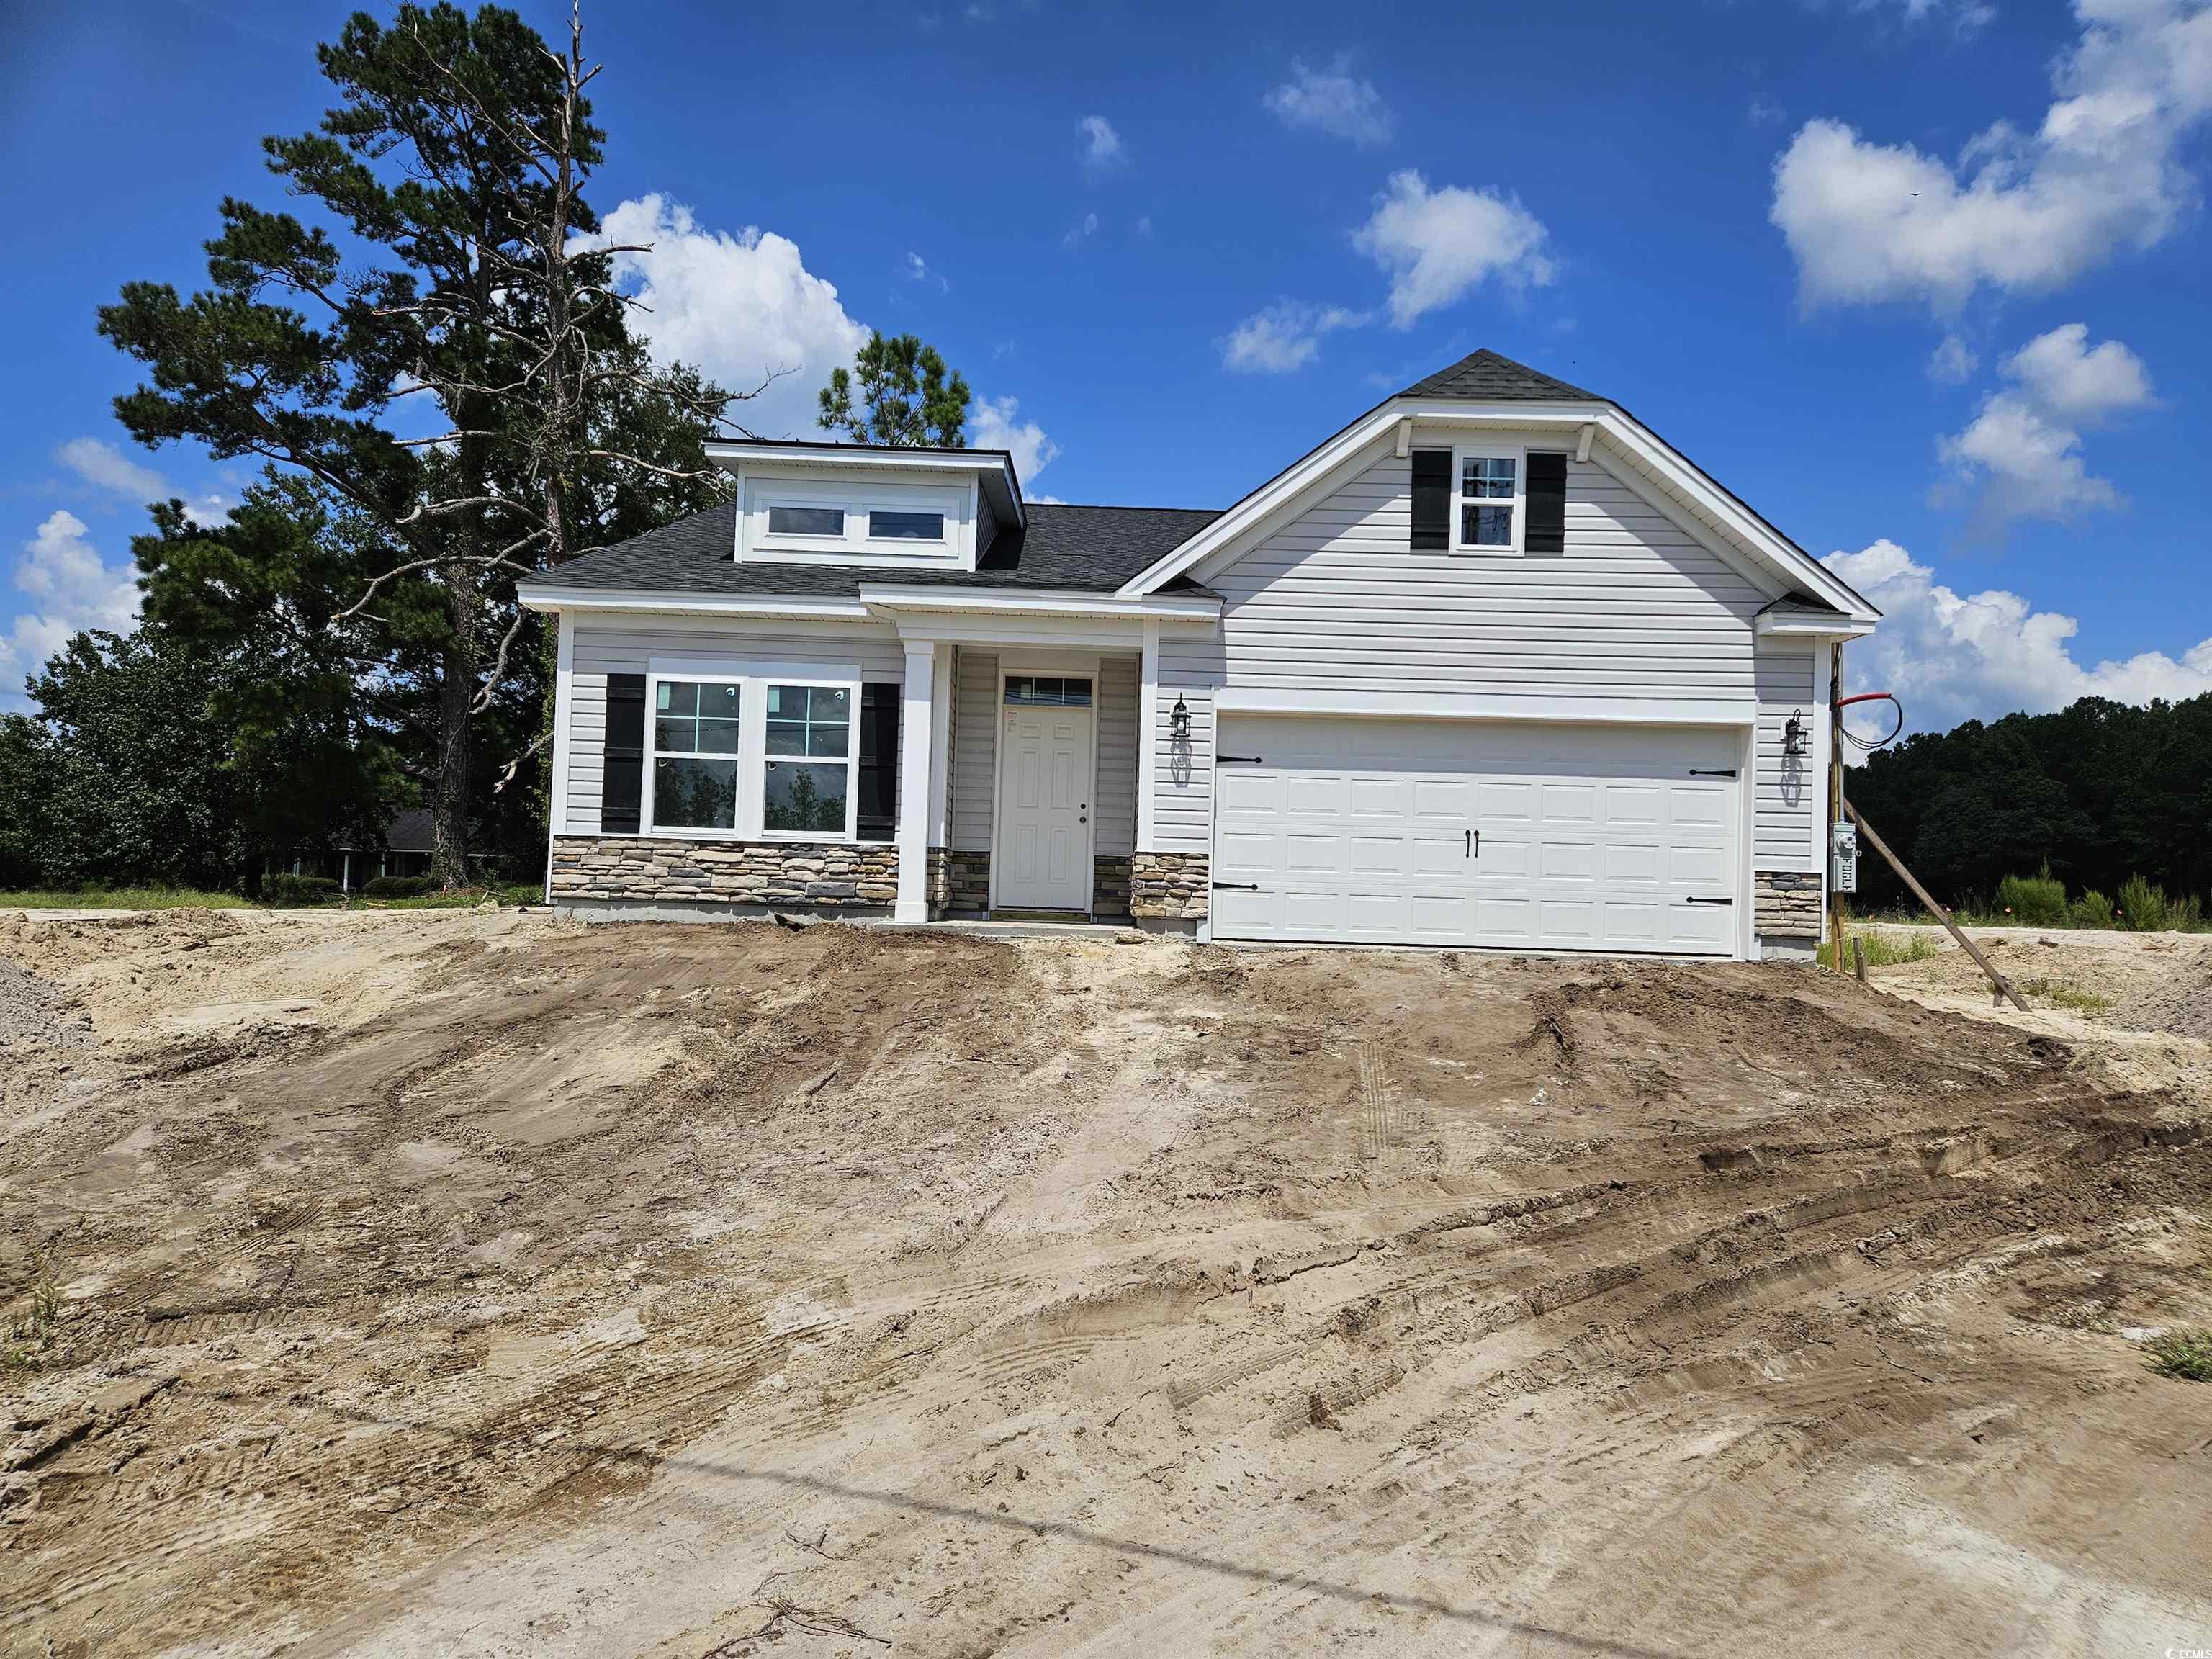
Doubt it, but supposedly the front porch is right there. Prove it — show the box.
[545,633,1198,928]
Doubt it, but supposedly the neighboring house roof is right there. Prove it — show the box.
[533,500,1225,597]
[383,809,435,852]
[1397,348,1599,403]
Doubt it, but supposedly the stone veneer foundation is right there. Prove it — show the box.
[1092,855,1132,919]
[1754,869,1822,939]
[549,836,899,909]
[946,850,991,914]
[1130,851,1209,920]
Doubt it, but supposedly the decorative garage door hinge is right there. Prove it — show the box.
[1212,881,1260,891]
[1688,768,1739,778]
[1215,754,1264,765]
[1686,896,1735,905]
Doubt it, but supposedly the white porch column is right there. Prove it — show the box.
[895,639,938,924]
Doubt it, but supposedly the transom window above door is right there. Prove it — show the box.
[1004,675,1093,706]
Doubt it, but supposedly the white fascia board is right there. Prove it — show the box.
[1211,688,1756,727]
[1756,613,1876,639]
[514,584,871,619]
[855,584,1220,619]
[707,443,1025,529]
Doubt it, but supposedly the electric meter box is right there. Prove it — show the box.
[1830,822,1858,894]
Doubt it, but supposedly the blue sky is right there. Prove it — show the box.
[3,0,2208,730]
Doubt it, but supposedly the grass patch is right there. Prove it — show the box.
[351,883,542,910]
[2016,976,2110,1015]
[3,1250,62,1371]
[1818,928,1940,971]
[0,886,254,910]
[2143,1328,2212,1382]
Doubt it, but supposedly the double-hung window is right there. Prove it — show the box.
[643,672,860,840]
[652,680,742,831]
[1453,448,1524,554]
[763,684,853,835]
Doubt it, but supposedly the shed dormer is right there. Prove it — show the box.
[706,439,1027,575]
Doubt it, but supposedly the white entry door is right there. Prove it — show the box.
[1210,714,1743,956]
[995,682,1094,911]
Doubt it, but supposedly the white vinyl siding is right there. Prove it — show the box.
[950,648,999,850]
[1148,449,1775,857]
[1094,656,1139,858]
[564,619,905,835]
[1153,634,1218,854]
[1754,642,1819,870]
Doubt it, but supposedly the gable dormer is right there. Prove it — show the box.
[705,439,1026,575]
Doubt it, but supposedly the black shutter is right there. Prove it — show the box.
[856,683,899,842]
[601,674,646,834]
[1410,449,1452,550]
[1525,451,1568,554]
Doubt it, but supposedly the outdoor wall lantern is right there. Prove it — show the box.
[1170,696,1190,737]
[1783,710,1807,755]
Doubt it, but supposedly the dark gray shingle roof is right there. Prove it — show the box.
[533,500,1223,598]
[1398,348,1599,403]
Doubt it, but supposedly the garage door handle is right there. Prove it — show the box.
[1212,881,1259,891]
[1689,768,1738,778]
[1465,829,1479,858]
[1686,896,1735,906]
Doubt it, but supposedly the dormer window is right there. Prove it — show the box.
[768,504,845,538]
[868,509,945,542]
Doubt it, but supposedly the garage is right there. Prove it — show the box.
[1208,714,1745,955]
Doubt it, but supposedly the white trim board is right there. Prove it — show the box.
[517,586,871,619]
[1209,689,1758,727]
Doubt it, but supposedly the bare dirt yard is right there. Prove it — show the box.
[3,907,2209,1658]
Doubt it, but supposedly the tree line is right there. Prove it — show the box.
[1,3,970,895]
[1843,693,2212,914]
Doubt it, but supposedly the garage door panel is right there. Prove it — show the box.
[1212,714,1741,956]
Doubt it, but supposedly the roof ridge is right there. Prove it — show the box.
[1031,501,1224,513]
[1398,346,1600,403]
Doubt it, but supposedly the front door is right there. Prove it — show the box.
[994,677,1094,912]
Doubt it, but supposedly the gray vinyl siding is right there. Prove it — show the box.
[1095,656,1138,858]
[563,619,905,835]
[976,488,1000,561]
[1754,642,1819,870]
[1148,449,1777,856]
[950,648,999,850]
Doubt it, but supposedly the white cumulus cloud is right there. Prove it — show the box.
[1927,333,1978,383]
[1772,0,2212,310]
[1353,171,1555,328]
[1264,55,1394,147]
[3,511,143,698]
[1078,114,1125,168]
[968,394,1060,487]
[1826,537,2212,731]
[589,194,870,441]
[1219,301,1368,373]
[1940,323,2152,528]
[55,436,230,525]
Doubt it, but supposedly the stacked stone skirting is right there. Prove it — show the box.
[1092,855,1133,918]
[947,850,991,914]
[1130,851,1209,920]
[549,836,898,909]
[924,847,952,914]
[1755,870,1823,939]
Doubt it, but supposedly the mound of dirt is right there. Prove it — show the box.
[2,910,2208,1658]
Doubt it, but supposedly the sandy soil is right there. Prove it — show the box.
[2,908,2208,1658]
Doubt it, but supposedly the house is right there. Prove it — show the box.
[516,349,1878,961]
[271,808,440,890]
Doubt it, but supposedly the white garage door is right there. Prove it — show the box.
[1210,715,1743,956]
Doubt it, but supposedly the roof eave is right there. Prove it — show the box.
[704,439,1027,530]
